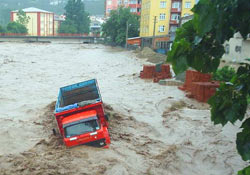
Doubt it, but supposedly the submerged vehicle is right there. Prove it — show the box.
[54,79,110,148]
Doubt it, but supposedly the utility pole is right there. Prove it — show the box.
[125,21,129,49]
[152,16,157,49]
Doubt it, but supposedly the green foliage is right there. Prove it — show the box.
[0,25,6,33]
[237,118,250,161]
[16,10,30,26]
[167,0,250,172]
[6,22,27,34]
[238,165,250,175]
[102,7,140,46]
[212,66,236,82]
[58,20,77,34]
[60,0,90,34]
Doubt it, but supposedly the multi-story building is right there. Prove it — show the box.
[139,0,200,50]
[105,0,141,16]
[124,0,142,15]
[140,0,171,49]
[11,7,54,36]
[105,0,119,16]
[181,0,199,17]
[169,0,182,33]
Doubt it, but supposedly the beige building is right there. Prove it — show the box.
[11,7,54,36]
[222,33,250,63]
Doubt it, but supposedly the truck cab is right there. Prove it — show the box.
[54,79,110,148]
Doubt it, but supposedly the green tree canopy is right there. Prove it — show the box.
[16,10,30,27]
[0,25,6,33]
[167,0,250,174]
[7,21,27,34]
[102,7,140,46]
[59,0,90,34]
[58,20,77,34]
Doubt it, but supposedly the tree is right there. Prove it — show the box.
[167,0,250,174]
[58,20,77,34]
[7,22,28,34]
[16,10,30,27]
[59,0,90,34]
[0,25,6,33]
[102,7,140,46]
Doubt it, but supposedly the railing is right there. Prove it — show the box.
[0,33,27,36]
[56,33,89,37]
[0,33,100,37]
[171,8,181,13]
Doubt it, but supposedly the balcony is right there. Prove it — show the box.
[170,20,179,25]
[171,8,181,13]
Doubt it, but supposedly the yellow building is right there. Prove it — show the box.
[11,7,54,36]
[140,0,171,37]
[181,0,198,17]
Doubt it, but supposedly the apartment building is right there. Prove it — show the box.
[11,7,54,36]
[105,0,119,16]
[181,0,199,17]
[169,0,182,33]
[105,0,141,16]
[140,0,172,50]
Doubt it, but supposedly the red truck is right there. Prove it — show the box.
[54,79,111,148]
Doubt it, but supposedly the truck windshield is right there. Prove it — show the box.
[64,119,99,138]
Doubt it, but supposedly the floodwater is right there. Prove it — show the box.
[0,43,248,174]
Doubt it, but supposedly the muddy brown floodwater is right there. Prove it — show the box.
[0,43,248,175]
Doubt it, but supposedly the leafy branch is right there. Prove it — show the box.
[167,0,250,173]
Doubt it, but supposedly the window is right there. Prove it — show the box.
[235,46,241,53]
[107,0,112,5]
[130,0,137,4]
[64,119,99,138]
[170,26,177,32]
[171,13,180,21]
[160,1,167,8]
[156,41,167,49]
[159,25,165,32]
[159,13,166,20]
[172,2,180,9]
[183,13,190,17]
[195,0,199,4]
[130,8,137,13]
[185,2,191,8]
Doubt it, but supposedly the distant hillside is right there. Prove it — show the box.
[0,0,105,26]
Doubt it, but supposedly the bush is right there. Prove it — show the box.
[212,66,236,82]
[7,22,28,34]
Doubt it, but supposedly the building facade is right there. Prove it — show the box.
[105,0,141,16]
[11,7,54,36]
[181,0,198,17]
[140,0,172,50]
[140,0,171,37]
[139,0,200,50]
[169,0,182,33]
[105,0,119,16]
[54,15,65,35]
[222,33,250,63]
